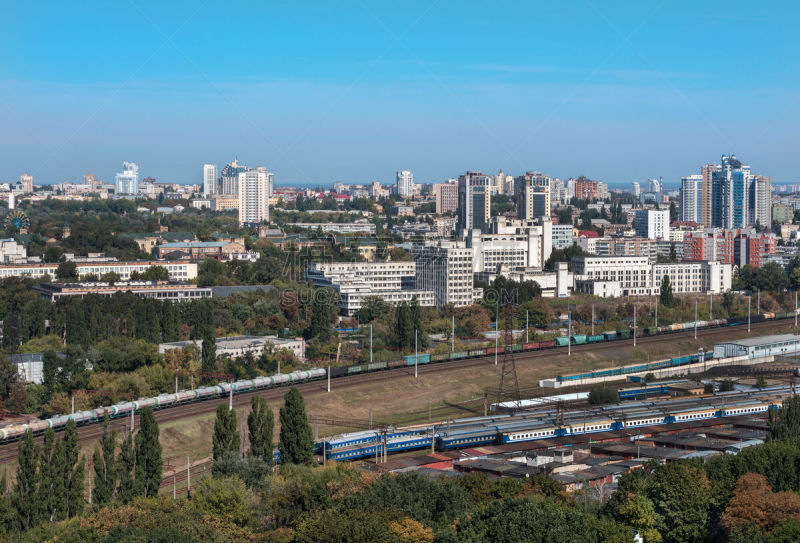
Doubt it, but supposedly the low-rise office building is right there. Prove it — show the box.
[306,261,435,315]
[160,335,305,361]
[714,334,800,359]
[33,281,212,302]
[0,261,197,281]
[155,240,246,259]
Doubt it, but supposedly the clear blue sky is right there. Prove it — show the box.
[1,1,798,187]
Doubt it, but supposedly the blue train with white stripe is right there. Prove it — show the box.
[316,393,785,461]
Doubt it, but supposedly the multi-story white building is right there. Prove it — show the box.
[467,217,552,274]
[415,241,474,307]
[631,182,640,197]
[750,175,772,227]
[0,238,27,263]
[652,261,731,294]
[551,224,575,250]
[634,209,670,240]
[0,261,197,281]
[115,162,139,194]
[160,335,305,361]
[238,170,271,225]
[572,256,654,296]
[203,164,218,196]
[572,256,731,297]
[396,170,414,198]
[680,174,702,223]
[306,261,434,315]
[433,182,458,214]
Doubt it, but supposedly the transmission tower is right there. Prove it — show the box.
[495,298,521,413]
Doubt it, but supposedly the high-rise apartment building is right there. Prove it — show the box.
[396,170,413,198]
[115,162,139,194]
[255,166,274,198]
[634,209,670,240]
[203,164,218,196]
[19,174,33,194]
[433,182,458,214]
[683,228,776,268]
[712,154,749,229]
[630,182,640,198]
[457,172,492,235]
[221,159,248,195]
[750,175,771,227]
[680,174,702,223]
[701,163,715,227]
[574,177,598,200]
[515,172,551,221]
[237,170,271,225]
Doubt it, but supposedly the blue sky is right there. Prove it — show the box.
[1,1,798,187]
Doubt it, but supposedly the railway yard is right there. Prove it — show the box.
[1,317,798,478]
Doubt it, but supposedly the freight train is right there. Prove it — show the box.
[0,369,326,441]
[0,312,790,446]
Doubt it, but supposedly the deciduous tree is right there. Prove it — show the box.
[278,387,314,465]
[247,396,274,461]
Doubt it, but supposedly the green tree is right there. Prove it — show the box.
[37,428,65,522]
[100,271,121,285]
[769,394,800,441]
[134,408,162,498]
[247,396,274,461]
[0,353,19,401]
[278,387,314,465]
[62,419,85,519]
[56,260,78,281]
[722,290,736,316]
[141,265,169,281]
[13,430,39,531]
[117,431,136,504]
[307,288,335,341]
[648,462,711,543]
[201,330,217,375]
[213,403,240,463]
[92,414,117,505]
[356,296,391,324]
[660,275,674,308]
[588,387,618,405]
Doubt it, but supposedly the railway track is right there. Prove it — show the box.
[0,317,793,465]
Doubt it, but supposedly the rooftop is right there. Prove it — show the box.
[716,334,800,347]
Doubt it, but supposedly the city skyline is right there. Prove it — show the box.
[2,2,799,185]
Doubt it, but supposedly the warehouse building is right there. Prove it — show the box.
[713,334,800,359]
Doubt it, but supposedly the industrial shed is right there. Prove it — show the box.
[713,334,800,359]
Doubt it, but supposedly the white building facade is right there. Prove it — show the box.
[634,209,670,240]
[203,164,218,196]
[115,162,139,194]
[396,170,414,198]
[415,242,474,307]
[238,170,271,225]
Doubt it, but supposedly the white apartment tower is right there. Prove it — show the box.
[680,174,702,223]
[115,162,139,194]
[203,164,218,196]
[634,209,670,240]
[396,170,413,198]
[750,175,771,227]
[237,170,271,225]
